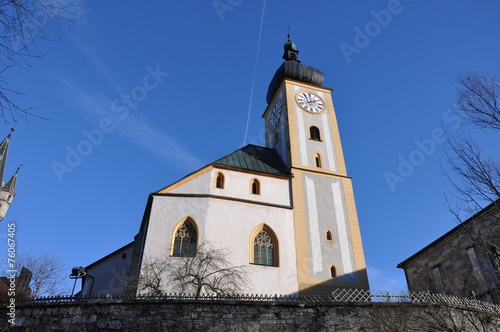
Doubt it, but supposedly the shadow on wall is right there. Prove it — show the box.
[299,267,369,296]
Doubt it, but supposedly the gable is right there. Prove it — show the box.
[156,145,291,195]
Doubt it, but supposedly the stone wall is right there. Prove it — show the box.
[1,298,499,331]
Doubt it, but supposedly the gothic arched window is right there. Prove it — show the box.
[250,179,260,195]
[310,126,321,141]
[172,218,197,257]
[214,172,224,189]
[251,225,278,266]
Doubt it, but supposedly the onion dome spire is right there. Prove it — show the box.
[266,35,325,104]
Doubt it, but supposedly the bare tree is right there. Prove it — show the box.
[136,242,251,298]
[444,72,500,221]
[454,72,500,130]
[443,133,500,220]
[1,251,70,297]
[134,256,171,297]
[442,71,500,302]
[0,0,78,121]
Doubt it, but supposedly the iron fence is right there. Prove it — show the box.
[5,289,500,316]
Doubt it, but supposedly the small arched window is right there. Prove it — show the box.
[330,265,337,278]
[251,225,278,266]
[250,179,260,195]
[314,153,322,168]
[214,172,225,189]
[326,230,333,241]
[310,126,321,141]
[172,218,197,257]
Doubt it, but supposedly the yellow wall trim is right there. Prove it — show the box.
[157,166,214,193]
[291,166,352,179]
[153,192,294,210]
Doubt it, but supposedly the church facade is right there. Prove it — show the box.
[82,39,369,296]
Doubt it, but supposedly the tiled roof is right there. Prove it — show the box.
[211,145,290,177]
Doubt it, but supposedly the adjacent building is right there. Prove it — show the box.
[398,199,500,304]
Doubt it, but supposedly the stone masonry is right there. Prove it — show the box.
[1,298,499,331]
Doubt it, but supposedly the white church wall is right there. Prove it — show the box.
[141,194,299,295]
[169,168,291,207]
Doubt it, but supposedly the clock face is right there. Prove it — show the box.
[269,101,283,131]
[296,92,325,113]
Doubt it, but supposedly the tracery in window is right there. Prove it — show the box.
[172,219,197,257]
[251,225,278,266]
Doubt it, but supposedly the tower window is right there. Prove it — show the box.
[214,172,225,189]
[330,265,337,278]
[251,225,278,266]
[250,179,260,195]
[172,219,197,257]
[309,126,321,141]
[314,153,322,168]
[326,230,333,241]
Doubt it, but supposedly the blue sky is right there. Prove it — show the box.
[2,0,500,293]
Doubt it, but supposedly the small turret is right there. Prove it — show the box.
[282,34,300,62]
[0,166,20,221]
[0,128,14,185]
[0,164,20,221]
[0,128,18,222]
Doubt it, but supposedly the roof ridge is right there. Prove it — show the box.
[211,144,290,176]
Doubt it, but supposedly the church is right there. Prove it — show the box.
[0,128,19,222]
[81,38,369,296]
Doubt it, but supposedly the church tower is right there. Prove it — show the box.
[0,128,19,221]
[0,165,19,221]
[263,37,369,294]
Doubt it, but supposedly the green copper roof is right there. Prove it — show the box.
[211,145,290,176]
